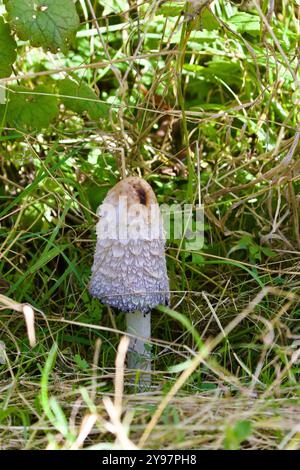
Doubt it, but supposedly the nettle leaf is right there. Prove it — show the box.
[0,17,17,78]
[6,0,80,53]
[58,78,109,120]
[5,85,59,131]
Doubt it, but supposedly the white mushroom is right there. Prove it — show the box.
[89,177,170,389]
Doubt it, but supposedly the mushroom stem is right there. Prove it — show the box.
[126,310,151,389]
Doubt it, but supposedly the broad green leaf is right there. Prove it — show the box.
[196,6,219,31]
[159,1,183,17]
[58,78,109,120]
[192,252,205,265]
[159,2,218,30]
[0,17,17,78]
[205,60,242,85]
[234,420,252,441]
[6,0,80,53]
[102,0,129,16]
[188,30,219,42]
[5,85,59,131]
[184,59,242,86]
[228,12,260,37]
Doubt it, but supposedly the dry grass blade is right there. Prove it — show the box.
[103,396,137,450]
[114,335,130,420]
[0,295,36,348]
[71,414,98,450]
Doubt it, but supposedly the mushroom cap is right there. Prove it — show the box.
[89,177,170,313]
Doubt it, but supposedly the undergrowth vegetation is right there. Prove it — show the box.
[1,0,300,450]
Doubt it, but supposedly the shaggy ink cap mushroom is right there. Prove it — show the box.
[89,177,170,314]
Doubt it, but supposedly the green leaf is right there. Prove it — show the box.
[0,17,17,78]
[192,253,205,265]
[40,342,58,423]
[49,397,70,437]
[58,78,109,120]
[4,85,59,131]
[74,354,89,371]
[6,0,80,53]
[186,30,219,43]
[197,7,219,31]
[224,420,252,450]
[160,3,218,30]
[184,59,242,87]
[159,1,183,17]
[198,382,218,391]
[238,234,253,249]
[39,343,75,441]
[102,0,129,16]
[261,246,276,258]
[168,358,194,373]
[228,12,260,37]
[234,420,252,441]
[205,59,242,86]
[249,244,261,261]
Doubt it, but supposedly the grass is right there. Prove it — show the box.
[1,0,300,450]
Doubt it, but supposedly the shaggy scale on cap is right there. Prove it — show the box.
[89,177,170,314]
